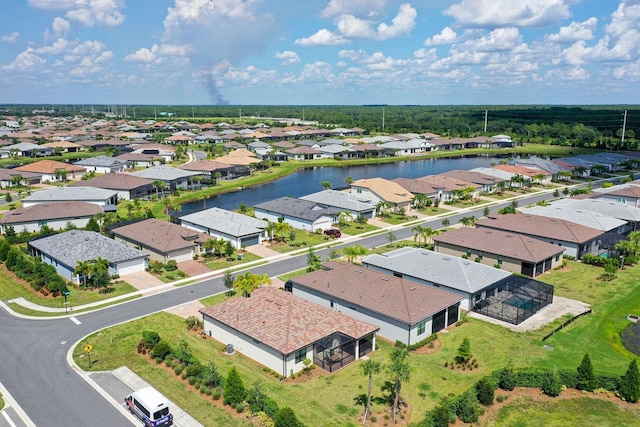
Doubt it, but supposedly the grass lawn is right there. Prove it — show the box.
[415,206,449,216]
[203,252,262,271]
[485,397,640,427]
[267,231,333,254]
[376,214,415,225]
[445,199,491,209]
[277,268,309,283]
[72,260,640,425]
[336,222,379,235]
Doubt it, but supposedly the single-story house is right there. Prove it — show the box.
[129,165,202,191]
[28,230,148,284]
[361,247,554,325]
[289,262,463,345]
[379,138,434,156]
[440,170,500,194]
[41,141,83,153]
[433,227,565,277]
[417,175,481,201]
[493,164,550,185]
[110,219,211,263]
[253,197,338,232]
[300,190,377,220]
[114,152,161,168]
[552,198,640,230]
[68,173,154,201]
[592,183,640,207]
[21,186,118,208]
[0,169,42,188]
[350,178,414,213]
[200,286,379,377]
[475,214,602,259]
[0,142,53,158]
[392,178,441,202]
[285,146,323,161]
[180,207,267,249]
[179,160,250,181]
[73,155,127,174]
[13,160,86,182]
[0,201,103,234]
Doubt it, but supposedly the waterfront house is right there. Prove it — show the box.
[350,177,414,213]
[253,197,338,232]
[0,201,103,234]
[180,207,267,249]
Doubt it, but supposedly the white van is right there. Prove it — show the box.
[125,387,173,427]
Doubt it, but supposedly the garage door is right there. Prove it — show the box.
[241,235,260,247]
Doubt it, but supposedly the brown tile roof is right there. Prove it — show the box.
[291,262,462,325]
[418,175,480,192]
[68,173,154,190]
[597,184,640,198]
[493,164,551,177]
[433,227,565,262]
[179,160,233,172]
[286,146,322,155]
[392,177,439,196]
[475,213,602,243]
[440,169,500,186]
[111,219,211,253]
[41,141,83,149]
[0,201,102,224]
[199,286,379,355]
[351,178,414,204]
[14,160,85,174]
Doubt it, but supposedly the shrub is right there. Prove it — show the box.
[141,331,160,349]
[181,370,188,380]
[475,377,495,405]
[496,395,506,403]
[405,334,438,351]
[619,359,640,403]
[542,372,564,397]
[236,403,245,413]
[499,365,516,391]
[576,354,598,392]
[165,259,178,271]
[150,340,172,360]
[212,388,221,400]
[456,389,481,423]
[202,361,222,388]
[224,367,246,406]
[188,376,198,386]
[174,365,184,376]
[274,407,303,427]
[455,338,472,364]
[185,316,202,330]
[186,363,204,379]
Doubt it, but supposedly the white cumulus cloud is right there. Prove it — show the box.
[34,38,71,55]
[52,17,71,36]
[1,32,20,43]
[321,0,387,19]
[445,0,572,28]
[377,4,417,39]
[547,18,597,44]
[2,48,46,71]
[29,0,126,27]
[424,27,458,46]
[275,51,300,65]
[296,29,348,46]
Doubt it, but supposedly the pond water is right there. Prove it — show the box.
[621,322,640,356]
[180,155,505,214]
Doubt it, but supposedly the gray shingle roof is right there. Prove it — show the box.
[23,186,118,202]
[551,198,640,222]
[519,205,626,232]
[29,230,147,267]
[254,197,338,221]
[300,190,376,213]
[0,202,102,224]
[129,165,201,181]
[73,155,126,167]
[362,247,511,293]
[179,208,266,237]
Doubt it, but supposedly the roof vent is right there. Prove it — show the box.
[355,269,362,273]
[410,286,416,290]
[381,277,389,281]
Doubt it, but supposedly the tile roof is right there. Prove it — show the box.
[199,286,379,355]
[433,227,565,263]
[179,208,266,237]
[291,262,462,325]
[129,165,201,181]
[440,169,500,186]
[475,213,602,243]
[494,164,550,177]
[300,190,377,213]
[73,155,127,167]
[362,247,511,293]
[111,219,210,253]
[0,201,102,224]
[68,173,154,190]
[179,160,233,172]
[29,230,147,267]
[392,178,440,196]
[418,175,481,192]
[593,183,640,199]
[254,197,338,221]
[552,198,640,222]
[14,160,85,174]
[351,178,415,204]
[519,205,627,232]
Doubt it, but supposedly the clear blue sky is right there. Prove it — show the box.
[1,1,637,105]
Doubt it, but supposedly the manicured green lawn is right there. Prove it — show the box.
[72,259,640,425]
[204,252,262,270]
[415,206,449,216]
[336,222,379,235]
[267,231,332,253]
[485,397,640,427]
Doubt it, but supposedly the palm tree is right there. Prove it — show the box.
[273,221,292,243]
[91,257,110,275]
[339,211,353,225]
[361,359,381,425]
[343,246,359,264]
[74,260,91,288]
[233,271,265,297]
[412,225,427,247]
[153,180,167,198]
[424,227,439,245]
[459,216,476,227]
[321,180,333,190]
[202,238,216,256]
[264,221,276,243]
[388,347,411,424]
[344,175,353,187]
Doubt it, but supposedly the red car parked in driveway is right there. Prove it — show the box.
[323,229,341,238]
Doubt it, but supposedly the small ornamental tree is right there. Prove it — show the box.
[499,364,516,391]
[475,377,495,405]
[202,361,222,389]
[456,388,481,423]
[542,370,564,397]
[274,407,303,427]
[224,367,246,407]
[619,359,640,403]
[456,338,472,364]
[576,353,598,391]
[142,331,160,349]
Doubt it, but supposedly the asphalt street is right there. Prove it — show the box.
[0,182,598,426]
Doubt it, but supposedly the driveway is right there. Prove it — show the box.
[120,271,164,291]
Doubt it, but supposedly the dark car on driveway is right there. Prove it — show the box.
[323,229,341,238]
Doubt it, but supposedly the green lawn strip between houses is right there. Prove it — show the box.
[73,260,640,425]
[486,397,640,426]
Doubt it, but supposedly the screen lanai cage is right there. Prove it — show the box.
[471,275,554,325]
[313,331,374,373]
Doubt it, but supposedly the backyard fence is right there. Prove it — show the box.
[542,309,592,341]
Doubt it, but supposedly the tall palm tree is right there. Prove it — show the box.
[459,216,476,227]
[388,347,411,424]
[339,211,353,225]
[321,180,333,190]
[233,271,264,297]
[264,221,276,243]
[74,260,91,288]
[411,225,427,247]
[273,222,291,243]
[344,175,353,187]
[361,359,381,425]
[424,227,440,245]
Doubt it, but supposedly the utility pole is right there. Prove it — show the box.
[484,110,488,133]
[621,110,628,146]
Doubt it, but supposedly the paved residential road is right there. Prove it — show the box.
[0,181,606,426]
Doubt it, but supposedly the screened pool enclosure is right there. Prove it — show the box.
[471,275,554,325]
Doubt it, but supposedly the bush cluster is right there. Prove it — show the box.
[0,241,68,295]
[394,333,437,351]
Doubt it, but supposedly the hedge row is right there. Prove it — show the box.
[395,333,438,351]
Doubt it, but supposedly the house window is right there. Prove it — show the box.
[497,256,503,265]
[393,272,402,278]
[555,255,560,262]
[417,321,426,336]
[478,251,484,260]
[295,348,306,364]
[38,220,47,226]
[330,300,334,308]
[356,189,362,194]
[466,249,472,257]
